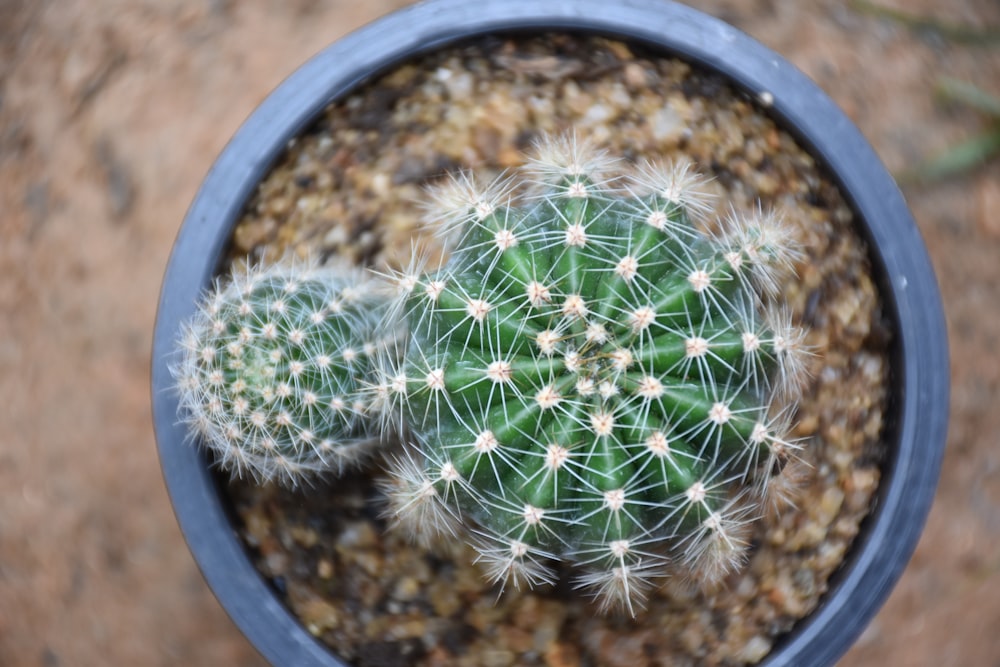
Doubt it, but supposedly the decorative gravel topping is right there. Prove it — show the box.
[227,34,887,667]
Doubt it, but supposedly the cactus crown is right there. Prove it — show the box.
[173,259,390,487]
[383,135,810,614]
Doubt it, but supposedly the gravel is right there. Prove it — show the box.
[224,34,888,666]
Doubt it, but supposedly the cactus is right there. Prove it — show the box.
[173,259,392,487]
[382,136,810,614]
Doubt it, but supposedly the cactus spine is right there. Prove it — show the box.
[383,136,809,614]
[173,259,391,487]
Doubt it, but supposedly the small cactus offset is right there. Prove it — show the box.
[173,259,392,487]
[384,136,810,614]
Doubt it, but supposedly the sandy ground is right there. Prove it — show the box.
[1,1,998,665]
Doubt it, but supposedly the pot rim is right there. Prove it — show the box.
[151,1,949,666]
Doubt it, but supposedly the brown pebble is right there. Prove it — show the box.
[481,649,516,667]
[545,640,581,667]
[392,576,421,602]
[623,62,648,90]
[232,217,277,253]
[739,635,773,663]
[290,525,319,548]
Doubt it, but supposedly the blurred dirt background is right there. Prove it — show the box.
[1,1,998,665]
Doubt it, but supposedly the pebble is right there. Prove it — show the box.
[816,487,845,528]
[232,217,276,253]
[392,576,421,602]
[738,635,773,663]
[651,107,683,141]
[337,521,378,549]
[264,550,288,575]
[289,525,319,548]
[429,579,464,618]
[298,596,341,634]
[481,649,516,667]
[544,640,581,667]
[623,62,648,89]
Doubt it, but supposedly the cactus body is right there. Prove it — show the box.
[174,260,390,486]
[387,138,808,613]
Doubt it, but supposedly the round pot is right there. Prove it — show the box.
[151,1,949,665]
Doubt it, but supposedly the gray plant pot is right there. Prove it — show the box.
[151,2,949,665]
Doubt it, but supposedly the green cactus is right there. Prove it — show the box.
[382,136,810,614]
[173,259,392,487]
